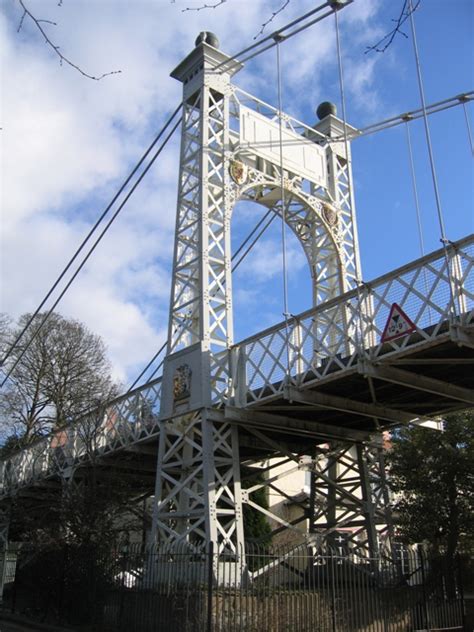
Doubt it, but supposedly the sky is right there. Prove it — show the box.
[1,0,473,387]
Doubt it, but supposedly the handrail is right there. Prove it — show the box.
[234,234,473,347]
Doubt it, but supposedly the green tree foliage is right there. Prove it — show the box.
[242,470,272,545]
[388,411,474,560]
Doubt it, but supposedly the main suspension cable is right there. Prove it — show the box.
[1,104,182,369]
[232,211,278,272]
[331,92,474,142]
[408,0,447,243]
[1,117,182,388]
[215,1,351,72]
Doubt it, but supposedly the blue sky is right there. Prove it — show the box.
[1,0,473,386]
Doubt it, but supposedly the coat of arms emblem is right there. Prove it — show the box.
[229,160,248,185]
[323,203,338,227]
[173,364,192,401]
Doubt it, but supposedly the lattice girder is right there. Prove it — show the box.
[309,442,392,558]
[166,42,361,386]
[151,411,244,554]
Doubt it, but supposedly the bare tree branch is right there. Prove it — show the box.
[17,0,121,80]
[180,0,227,13]
[254,0,290,40]
[365,0,420,54]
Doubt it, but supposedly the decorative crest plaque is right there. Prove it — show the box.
[173,364,192,401]
[323,203,338,227]
[229,159,248,185]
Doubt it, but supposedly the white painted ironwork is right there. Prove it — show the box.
[0,378,162,496]
[165,48,361,387]
[233,235,474,406]
[151,412,244,555]
[156,35,362,554]
[2,235,470,496]
[309,442,394,559]
[1,34,472,564]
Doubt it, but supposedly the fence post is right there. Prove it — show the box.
[207,541,214,632]
[330,549,337,632]
[456,553,466,631]
[118,547,127,632]
[418,546,431,632]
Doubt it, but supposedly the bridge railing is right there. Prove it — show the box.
[231,235,474,406]
[0,378,162,496]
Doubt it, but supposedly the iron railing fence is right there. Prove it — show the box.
[2,542,466,631]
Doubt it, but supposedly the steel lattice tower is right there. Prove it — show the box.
[151,33,390,558]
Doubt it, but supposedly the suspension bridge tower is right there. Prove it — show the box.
[151,31,391,559]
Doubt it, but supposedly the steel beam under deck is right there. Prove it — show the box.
[243,324,474,438]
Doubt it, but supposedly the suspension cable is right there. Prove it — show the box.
[407,0,458,321]
[462,101,474,157]
[127,339,168,392]
[1,117,182,389]
[128,206,280,390]
[232,209,273,261]
[232,211,278,272]
[331,92,474,142]
[215,1,351,72]
[404,118,432,326]
[1,104,182,369]
[404,119,425,257]
[274,36,294,384]
[276,38,290,322]
[407,0,447,243]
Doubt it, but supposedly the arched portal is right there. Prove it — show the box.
[163,47,360,372]
[235,179,345,311]
[230,197,314,343]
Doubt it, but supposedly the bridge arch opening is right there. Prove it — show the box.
[230,180,343,344]
[231,198,313,343]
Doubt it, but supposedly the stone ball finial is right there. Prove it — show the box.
[195,32,220,49]
[316,101,337,120]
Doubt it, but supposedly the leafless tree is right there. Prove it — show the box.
[0,312,118,449]
[16,0,121,80]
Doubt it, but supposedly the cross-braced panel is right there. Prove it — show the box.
[233,236,474,405]
[309,442,391,558]
[152,412,244,554]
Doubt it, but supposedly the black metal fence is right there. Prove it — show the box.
[2,542,467,631]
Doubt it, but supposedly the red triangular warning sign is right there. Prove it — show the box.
[381,303,417,342]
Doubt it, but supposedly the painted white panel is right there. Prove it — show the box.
[239,106,327,188]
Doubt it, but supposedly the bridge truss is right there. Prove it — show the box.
[1,234,472,556]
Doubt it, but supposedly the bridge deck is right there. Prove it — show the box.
[1,235,473,497]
